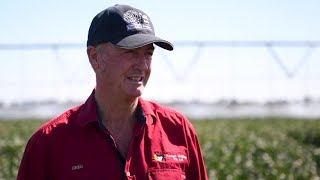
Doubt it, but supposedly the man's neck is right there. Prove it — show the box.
[94,89,139,158]
[94,89,138,132]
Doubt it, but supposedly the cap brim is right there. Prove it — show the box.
[111,34,174,51]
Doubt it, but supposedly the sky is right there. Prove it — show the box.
[0,0,320,103]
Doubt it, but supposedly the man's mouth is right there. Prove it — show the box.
[128,76,143,82]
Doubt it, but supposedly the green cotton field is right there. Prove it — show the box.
[0,118,320,179]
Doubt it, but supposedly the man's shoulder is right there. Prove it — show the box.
[141,99,197,137]
[23,104,86,154]
[35,104,83,136]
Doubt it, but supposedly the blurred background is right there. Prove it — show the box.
[1,1,320,179]
[1,0,320,119]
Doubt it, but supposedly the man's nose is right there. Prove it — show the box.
[134,56,149,70]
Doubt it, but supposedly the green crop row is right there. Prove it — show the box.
[192,117,320,179]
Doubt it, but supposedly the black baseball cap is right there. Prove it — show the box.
[87,4,174,51]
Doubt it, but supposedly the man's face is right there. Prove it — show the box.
[93,43,154,99]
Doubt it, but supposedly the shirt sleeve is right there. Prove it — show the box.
[184,120,208,180]
[17,130,49,180]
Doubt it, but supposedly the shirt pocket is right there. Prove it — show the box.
[148,168,186,180]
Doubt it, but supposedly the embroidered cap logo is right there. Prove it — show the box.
[123,10,152,31]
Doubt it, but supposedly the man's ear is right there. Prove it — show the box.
[87,46,99,70]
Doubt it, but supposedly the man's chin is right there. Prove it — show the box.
[126,89,144,98]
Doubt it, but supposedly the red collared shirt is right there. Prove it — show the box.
[17,91,208,180]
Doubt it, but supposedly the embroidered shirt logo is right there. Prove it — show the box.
[153,153,188,163]
[123,10,152,31]
[71,165,83,170]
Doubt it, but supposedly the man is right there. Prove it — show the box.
[18,4,208,180]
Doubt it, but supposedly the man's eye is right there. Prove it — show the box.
[125,50,135,54]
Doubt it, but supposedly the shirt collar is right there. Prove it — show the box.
[77,89,99,127]
[76,90,156,127]
[138,97,155,118]
[138,97,157,125]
